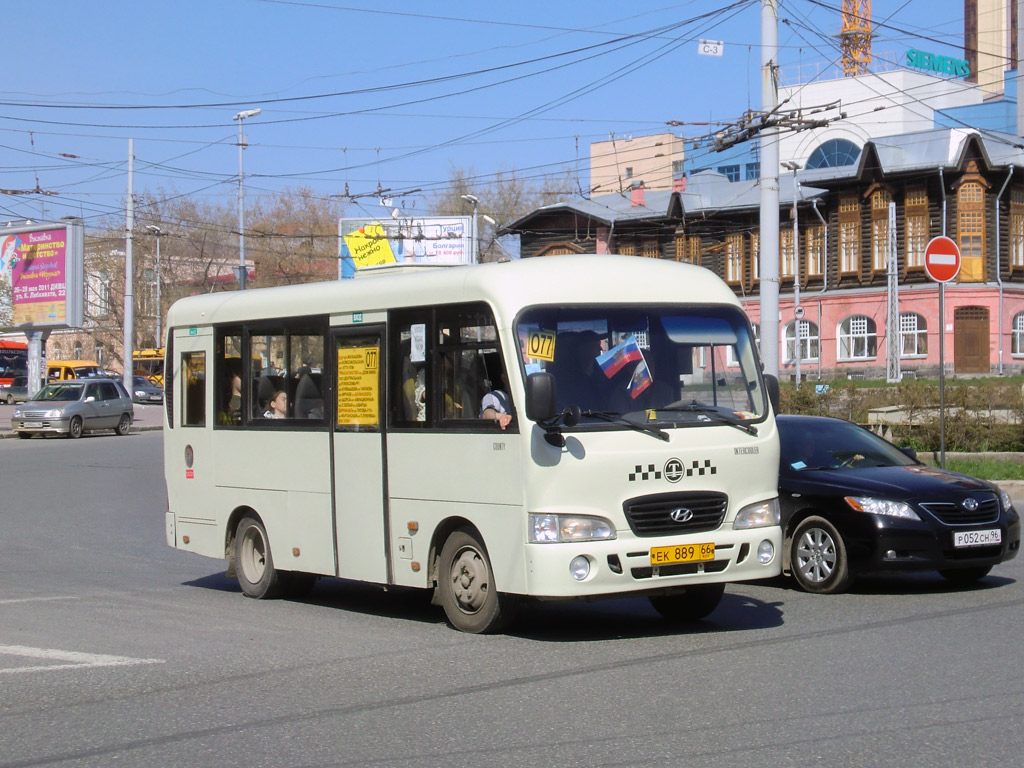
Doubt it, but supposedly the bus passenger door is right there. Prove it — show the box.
[331,328,388,584]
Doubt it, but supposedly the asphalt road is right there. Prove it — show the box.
[1,431,1022,768]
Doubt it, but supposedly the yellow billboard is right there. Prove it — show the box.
[343,223,396,268]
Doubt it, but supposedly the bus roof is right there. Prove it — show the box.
[165,255,742,330]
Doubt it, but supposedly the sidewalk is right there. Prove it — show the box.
[0,401,164,439]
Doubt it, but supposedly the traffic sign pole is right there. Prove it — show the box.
[924,236,961,470]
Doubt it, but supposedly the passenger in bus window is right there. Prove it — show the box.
[218,373,243,425]
[263,389,288,419]
[480,360,512,429]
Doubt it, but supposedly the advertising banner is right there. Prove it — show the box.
[338,216,473,276]
[0,221,84,331]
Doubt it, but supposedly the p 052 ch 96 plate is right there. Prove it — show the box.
[953,529,1002,548]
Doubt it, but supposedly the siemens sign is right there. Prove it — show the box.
[906,48,970,78]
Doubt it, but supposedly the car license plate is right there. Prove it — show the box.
[650,542,715,565]
[22,421,42,428]
[954,529,1002,548]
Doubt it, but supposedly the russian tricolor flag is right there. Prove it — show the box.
[597,335,644,378]
[627,358,653,399]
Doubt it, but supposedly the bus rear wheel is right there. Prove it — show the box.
[649,583,725,623]
[235,515,284,599]
[438,529,515,633]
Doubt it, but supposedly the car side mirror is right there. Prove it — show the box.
[900,446,918,461]
[764,374,780,415]
[525,371,557,422]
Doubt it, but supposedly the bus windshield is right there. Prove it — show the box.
[516,305,767,426]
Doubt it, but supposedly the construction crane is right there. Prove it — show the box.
[840,0,872,76]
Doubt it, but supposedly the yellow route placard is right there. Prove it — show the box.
[337,345,379,426]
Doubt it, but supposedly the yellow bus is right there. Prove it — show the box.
[162,256,782,633]
[133,348,165,385]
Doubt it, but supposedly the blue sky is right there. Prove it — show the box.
[0,0,971,228]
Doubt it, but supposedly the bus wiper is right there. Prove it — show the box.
[658,403,758,436]
[580,410,669,442]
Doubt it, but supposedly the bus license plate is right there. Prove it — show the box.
[650,542,715,565]
[954,529,1001,548]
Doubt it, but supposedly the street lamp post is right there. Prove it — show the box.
[782,161,802,387]
[233,108,261,289]
[146,225,163,345]
[461,194,479,262]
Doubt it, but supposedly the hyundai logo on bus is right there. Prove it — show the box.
[670,507,695,523]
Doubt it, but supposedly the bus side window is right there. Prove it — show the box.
[182,352,206,427]
[392,318,429,426]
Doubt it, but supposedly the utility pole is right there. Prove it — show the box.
[234,108,261,289]
[759,0,780,378]
[146,225,163,345]
[123,139,135,392]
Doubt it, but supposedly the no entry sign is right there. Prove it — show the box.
[923,236,961,282]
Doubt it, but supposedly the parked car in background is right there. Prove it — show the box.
[10,378,134,439]
[130,375,164,404]
[0,376,28,404]
[777,414,1021,593]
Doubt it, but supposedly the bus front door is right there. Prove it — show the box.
[331,328,389,584]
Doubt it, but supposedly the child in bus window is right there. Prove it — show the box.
[263,389,288,419]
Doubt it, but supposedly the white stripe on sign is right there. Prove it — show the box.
[929,253,957,265]
[0,645,164,674]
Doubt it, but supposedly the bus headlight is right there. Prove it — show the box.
[733,498,780,529]
[529,514,616,543]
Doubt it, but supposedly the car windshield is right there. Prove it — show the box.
[780,418,917,471]
[35,383,84,402]
[515,304,767,427]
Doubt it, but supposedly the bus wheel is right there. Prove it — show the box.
[68,416,83,439]
[649,583,725,623]
[438,529,515,633]
[235,516,284,599]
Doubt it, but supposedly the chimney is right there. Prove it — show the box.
[630,181,645,207]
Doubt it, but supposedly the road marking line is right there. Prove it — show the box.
[0,645,164,674]
[0,596,78,605]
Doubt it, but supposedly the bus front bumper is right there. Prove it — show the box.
[523,527,782,599]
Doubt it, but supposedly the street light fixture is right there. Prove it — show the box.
[146,225,164,345]
[233,108,261,289]
[461,194,479,262]
[781,160,802,387]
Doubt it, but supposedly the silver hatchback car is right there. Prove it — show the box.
[11,378,134,439]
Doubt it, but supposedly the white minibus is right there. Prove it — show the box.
[163,255,782,632]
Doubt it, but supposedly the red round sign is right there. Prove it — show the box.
[923,236,961,283]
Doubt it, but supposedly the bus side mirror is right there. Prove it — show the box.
[525,372,557,422]
[764,374,780,415]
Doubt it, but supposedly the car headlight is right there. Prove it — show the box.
[845,496,921,520]
[733,498,780,529]
[44,409,63,418]
[1000,489,1015,513]
[12,408,22,417]
[529,514,616,543]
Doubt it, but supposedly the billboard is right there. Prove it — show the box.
[0,220,85,331]
[338,216,473,277]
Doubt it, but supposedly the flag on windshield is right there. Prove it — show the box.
[597,334,643,378]
[627,357,653,399]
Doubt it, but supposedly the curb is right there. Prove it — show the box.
[0,424,163,439]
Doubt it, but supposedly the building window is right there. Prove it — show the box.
[641,240,659,259]
[780,228,795,279]
[806,138,861,169]
[672,159,685,178]
[750,232,760,283]
[725,234,744,284]
[900,312,928,357]
[1011,188,1024,272]
[784,320,819,363]
[1013,312,1024,355]
[806,224,824,279]
[88,270,111,319]
[674,234,686,261]
[688,235,701,266]
[870,189,891,273]
[838,315,877,360]
[958,181,985,281]
[905,187,929,270]
[745,163,760,180]
[94,342,104,366]
[616,242,636,256]
[717,165,740,182]
[624,167,633,180]
[839,195,860,275]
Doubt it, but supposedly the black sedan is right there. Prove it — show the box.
[777,414,1021,593]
